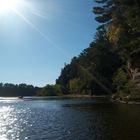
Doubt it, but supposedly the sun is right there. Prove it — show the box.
[0,0,19,13]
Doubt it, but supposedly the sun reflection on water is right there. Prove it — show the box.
[0,103,30,140]
[0,106,18,139]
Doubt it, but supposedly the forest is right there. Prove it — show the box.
[0,83,40,97]
[39,0,140,101]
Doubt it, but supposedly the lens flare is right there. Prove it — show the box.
[0,0,19,12]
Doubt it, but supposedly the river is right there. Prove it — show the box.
[0,97,140,140]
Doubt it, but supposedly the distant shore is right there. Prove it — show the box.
[1,95,140,105]
[0,94,108,99]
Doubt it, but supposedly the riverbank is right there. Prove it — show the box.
[1,95,140,105]
[111,95,140,105]
[60,94,108,98]
[111,99,140,105]
[64,95,140,104]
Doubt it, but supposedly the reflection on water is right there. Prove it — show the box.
[0,97,140,140]
[0,102,31,140]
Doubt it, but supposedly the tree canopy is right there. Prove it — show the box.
[55,0,140,98]
[0,83,40,97]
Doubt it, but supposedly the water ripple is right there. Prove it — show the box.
[0,98,140,140]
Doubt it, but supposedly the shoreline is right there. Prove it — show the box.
[110,98,140,105]
[60,94,108,98]
[1,95,140,105]
[0,95,108,100]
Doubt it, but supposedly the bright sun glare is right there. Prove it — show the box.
[0,0,61,54]
[0,0,19,12]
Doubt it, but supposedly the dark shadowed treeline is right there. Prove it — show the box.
[0,83,40,97]
[54,0,140,98]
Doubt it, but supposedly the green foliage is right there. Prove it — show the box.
[0,83,39,97]
[93,0,140,97]
[57,33,121,95]
[38,84,62,96]
[69,79,80,94]
[113,66,140,98]
[93,0,114,24]
[55,0,140,99]
[56,57,79,94]
[113,67,128,91]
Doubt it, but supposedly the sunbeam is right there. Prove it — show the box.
[12,9,70,58]
[0,0,70,58]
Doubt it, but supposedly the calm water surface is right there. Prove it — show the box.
[0,97,140,140]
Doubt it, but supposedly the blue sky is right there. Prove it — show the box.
[0,0,98,87]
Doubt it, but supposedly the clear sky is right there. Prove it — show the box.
[0,0,98,87]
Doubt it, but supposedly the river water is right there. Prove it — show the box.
[0,97,140,140]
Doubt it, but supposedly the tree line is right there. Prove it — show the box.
[40,0,140,99]
[0,83,40,97]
